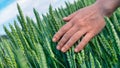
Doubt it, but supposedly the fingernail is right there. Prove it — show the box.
[74,49,78,52]
[52,38,56,42]
[63,17,67,19]
[57,46,60,50]
[61,48,66,52]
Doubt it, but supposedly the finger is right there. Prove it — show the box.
[63,10,79,22]
[57,26,79,50]
[53,22,73,42]
[61,29,87,52]
[74,32,94,52]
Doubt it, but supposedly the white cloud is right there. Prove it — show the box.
[0,0,76,24]
[0,0,76,35]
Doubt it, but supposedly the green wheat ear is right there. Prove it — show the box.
[0,0,120,68]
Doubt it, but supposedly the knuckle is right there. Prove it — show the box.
[63,34,69,40]
[68,22,74,26]
[64,45,69,50]
[61,37,67,43]
[54,32,61,38]
[60,26,68,32]
[66,42,71,46]
[57,45,62,48]
[62,37,67,41]
[80,22,86,26]
[56,31,61,36]
[74,24,80,28]
[83,39,88,43]
[59,38,68,45]
[74,21,86,27]
[69,38,75,42]
[90,32,96,37]
[58,42,63,46]
[62,23,72,30]
[79,43,85,48]
[65,32,70,36]
[87,26,92,29]
[65,32,71,37]
[60,28,66,32]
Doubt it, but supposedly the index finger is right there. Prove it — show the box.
[52,22,73,42]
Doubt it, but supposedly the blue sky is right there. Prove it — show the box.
[0,0,75,35]
[0,0,15,10]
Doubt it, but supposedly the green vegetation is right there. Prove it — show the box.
[0,0,120,68]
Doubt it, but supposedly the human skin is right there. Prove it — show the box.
[52,0,120,52]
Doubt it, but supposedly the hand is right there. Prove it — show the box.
[52,3,106,52]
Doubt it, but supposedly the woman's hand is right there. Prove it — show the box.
[52,0,120,52]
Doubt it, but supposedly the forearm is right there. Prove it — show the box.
[95,0,120,16]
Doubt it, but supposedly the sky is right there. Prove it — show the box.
[0,0,76,35]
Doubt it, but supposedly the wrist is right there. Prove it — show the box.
[95,0,120,17]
